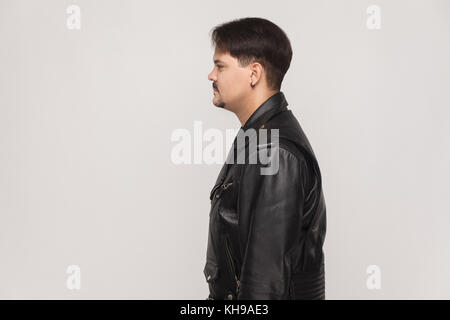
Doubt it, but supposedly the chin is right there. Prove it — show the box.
[213,99,226,109]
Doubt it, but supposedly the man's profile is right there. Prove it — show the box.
[204,17,327,300]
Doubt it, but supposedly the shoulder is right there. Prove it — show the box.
[258,137,309,170]
[238,138,308,179]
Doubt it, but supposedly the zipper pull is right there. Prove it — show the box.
[236,278,240,295]
[222,182,233,190]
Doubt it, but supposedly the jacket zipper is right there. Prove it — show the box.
[225,235,240,296]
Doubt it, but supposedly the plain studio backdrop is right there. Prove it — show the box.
[0,0,449,299]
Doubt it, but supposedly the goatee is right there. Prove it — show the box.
[215,102,225,109]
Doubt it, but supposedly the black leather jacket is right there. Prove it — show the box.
[204,91,326,300]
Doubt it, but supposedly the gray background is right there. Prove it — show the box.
[0,0,449,299]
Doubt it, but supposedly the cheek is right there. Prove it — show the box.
[222,70,248,91]
[235,69,251,87]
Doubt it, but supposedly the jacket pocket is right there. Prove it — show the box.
[210,181,234,201]
[210,183,222,201]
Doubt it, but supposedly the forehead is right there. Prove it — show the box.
[213,49,234,64]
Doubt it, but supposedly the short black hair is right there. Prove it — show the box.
[210,17,292,91]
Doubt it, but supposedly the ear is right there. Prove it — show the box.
[249,61,264,87]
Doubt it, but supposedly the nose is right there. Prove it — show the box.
[208,68,216,82]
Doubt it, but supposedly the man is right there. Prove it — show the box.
[204,17,326,300]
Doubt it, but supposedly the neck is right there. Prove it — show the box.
[235,89,279,126]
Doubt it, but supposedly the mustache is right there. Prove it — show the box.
[212,83,218,91]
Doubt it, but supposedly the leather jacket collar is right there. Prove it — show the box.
[241,91,289,131]
[224,91,289,166]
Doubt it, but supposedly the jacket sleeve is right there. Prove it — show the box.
[237,146,306,299]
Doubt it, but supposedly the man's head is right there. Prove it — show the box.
[208,17,292,116]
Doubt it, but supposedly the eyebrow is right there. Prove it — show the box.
[214,59,226,64]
